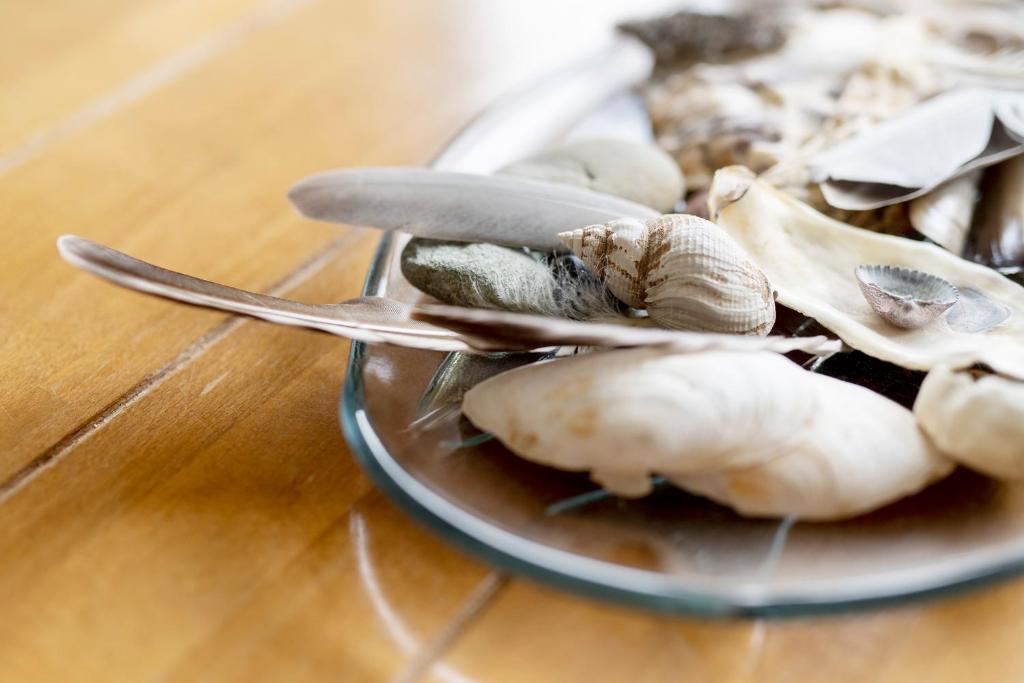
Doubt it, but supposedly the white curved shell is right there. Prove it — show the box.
[671,379,953,521]
[462,349,952,520]
[557,214,776,336]
[709,166,1024,379]
[914,363,1024,480]
[908,170,980,254]
[500,138,686,213]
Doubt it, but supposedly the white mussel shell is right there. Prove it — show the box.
[709,165,1024,377]
[462,349,952,520]
[908,170,980,254]
[557,214,776,336]
[854,265,959,329]
[915,363,1024,480]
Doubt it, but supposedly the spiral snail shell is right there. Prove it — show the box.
[557,214,776,335]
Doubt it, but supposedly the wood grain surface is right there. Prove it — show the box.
[2,1,1021,681]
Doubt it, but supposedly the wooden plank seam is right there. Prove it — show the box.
[0,230,366,504]
[0,0,318,175]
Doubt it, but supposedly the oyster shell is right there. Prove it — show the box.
[854,265,959,329]
[557,214,776,336]
[709,166,1024,378]
[462,349,952,520]
[915,363,1024,480]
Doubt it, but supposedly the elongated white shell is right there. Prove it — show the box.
[909,170,980,254]
[557,215,776,335]
[462,349,952,520]
[709,166,1024,378]
[914,363,1024,480]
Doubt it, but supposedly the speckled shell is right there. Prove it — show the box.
[557,214,776,336]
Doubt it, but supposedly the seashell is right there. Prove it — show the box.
[708,165,1024,378]
[946,286,1012,334]
[854,265,959,329]
[617,9,784,64]
[968,155,1024,270]
[462,349,953,520]
[556,214,776,336]
[499,138,685,213]
[909,170,981,254]
[287,167,659,252]
[400,239,560,314]
[914,363,1024,480]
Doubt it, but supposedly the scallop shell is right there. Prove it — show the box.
[915,363,1024,480]
[462,348,953,521]
[709,165,1024,378]
[854,265,959,329]
[557,214,776,336]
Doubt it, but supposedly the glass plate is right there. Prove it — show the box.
[339,47,1024,617]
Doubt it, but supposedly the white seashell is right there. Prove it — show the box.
[500,138,685,213]
[557,214,776,336]
[709,166,1024,378]
[854,265,959,329]
[915,363,1024,480]
[462,349,953,520]
[288,167,659,252]
[909,170,981,254]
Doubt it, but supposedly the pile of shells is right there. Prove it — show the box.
[276,0,1024,522]
[60,1,1024,523]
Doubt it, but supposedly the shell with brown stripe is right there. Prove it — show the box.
[558,214,776,335]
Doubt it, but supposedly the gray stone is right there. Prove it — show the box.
[500,138,685,213]
[401,238,558,314]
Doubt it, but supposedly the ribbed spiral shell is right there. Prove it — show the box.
[558,214,776,336]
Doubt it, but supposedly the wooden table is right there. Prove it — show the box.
[4,1,1024,681]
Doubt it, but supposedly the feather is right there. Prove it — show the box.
[287,167,660,252]
[59,235,840,357]
[56,235,473,352]
[411,304,841,356]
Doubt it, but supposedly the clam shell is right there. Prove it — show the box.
[854,265,959,329]
[557,214,776,336]
[462,348,953,521]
